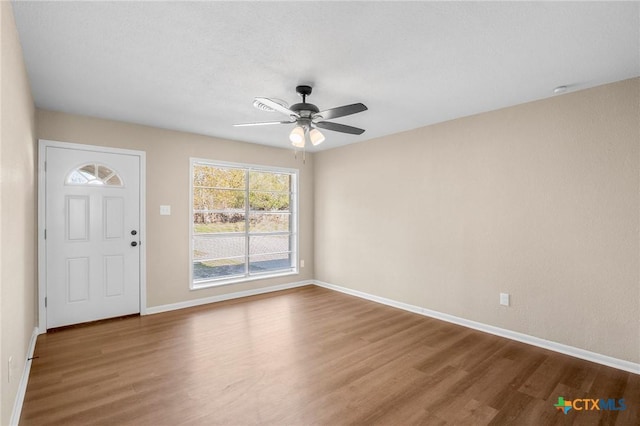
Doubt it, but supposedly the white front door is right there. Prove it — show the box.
[45,145,141,328]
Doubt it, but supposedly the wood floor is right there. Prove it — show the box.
[20,285,638,425]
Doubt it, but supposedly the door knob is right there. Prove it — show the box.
[131,241,138,247]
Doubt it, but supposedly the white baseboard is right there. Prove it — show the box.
[145,280,314,315]
[10,327,39,426]
[314,280,640,375]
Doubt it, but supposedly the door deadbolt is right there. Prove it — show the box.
[131,230,137,235]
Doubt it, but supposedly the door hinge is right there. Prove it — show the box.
[44,229,47,240]
[44,161,47,172]
[45,297,47,308]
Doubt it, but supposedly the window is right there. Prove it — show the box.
[66,163,123,186]
[190,159,298,288]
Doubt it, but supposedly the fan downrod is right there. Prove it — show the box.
[291,85,319,115]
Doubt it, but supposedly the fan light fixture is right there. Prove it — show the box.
[289,126,325,148]
[289,126,306,147]
[309,128,325,146]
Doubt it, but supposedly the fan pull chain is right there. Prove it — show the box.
[293,148,306,164]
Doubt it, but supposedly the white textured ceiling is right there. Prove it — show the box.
[11,1,640,152]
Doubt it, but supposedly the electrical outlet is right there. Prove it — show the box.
[500,293,510,307]
[8,356,13,383]
[300,259,305,268]
[160,205,171,216]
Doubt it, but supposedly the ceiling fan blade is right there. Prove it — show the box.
[254,97,300,118]
[315,121,365,135]
[314,103,367,120]
[233,120,294,127]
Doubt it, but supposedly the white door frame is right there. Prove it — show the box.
[38,139,147,333]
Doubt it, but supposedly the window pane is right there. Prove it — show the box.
[194,213,246,233]
[194,258,245,281]
[67,170,89,184]
[191,162,296,286]
[105,175,122,186]
[79,164,97,176]
[249,253,291,273]
[249,171,290,192]
[249,213,290,232]
[193,235,246,261]
[194,188,245,211]
[66,163,123,186]
[193,165,245,189]
[249,234,290,255]
[249,191,290,211]
[96,165,114,180]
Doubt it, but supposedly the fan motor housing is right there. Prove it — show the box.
[290,103,319,117]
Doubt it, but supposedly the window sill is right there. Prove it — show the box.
[190,270,299,290]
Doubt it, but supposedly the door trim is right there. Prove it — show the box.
[38,139,147,333]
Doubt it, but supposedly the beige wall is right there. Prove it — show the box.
[37,110,314,308]
[1,1,38,424]
[314,78,640,363]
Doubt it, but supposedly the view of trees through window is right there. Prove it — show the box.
[192,161,296,285]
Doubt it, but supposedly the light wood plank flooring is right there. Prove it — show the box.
[20,285,638,425]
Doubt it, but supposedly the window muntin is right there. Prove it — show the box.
[66,163,123,187]
[191,160,297,287]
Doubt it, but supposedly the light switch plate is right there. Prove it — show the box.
[160,205,171,216]
[500,293,510,306]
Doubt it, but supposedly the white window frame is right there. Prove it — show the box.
[189,158,299,289]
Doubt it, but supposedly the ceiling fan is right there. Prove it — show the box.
[234,85,367,148]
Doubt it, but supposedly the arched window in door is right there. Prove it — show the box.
[65,163,123,186]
